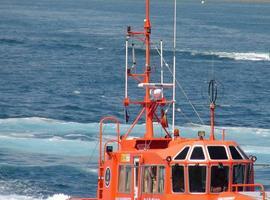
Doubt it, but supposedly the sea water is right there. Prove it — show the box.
[0,0,269,199]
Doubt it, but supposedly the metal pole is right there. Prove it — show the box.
[160,40,164,98]
[144,0,153,138]
[172,0,177,135]
[125,38,128,98]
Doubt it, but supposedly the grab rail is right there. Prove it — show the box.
[99,116,120,164]
[232,183,266,200]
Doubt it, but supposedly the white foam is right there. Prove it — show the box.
[207,51,270,61]
[46,194,70,200]
[0,194,69,200]
[73,90,80,95]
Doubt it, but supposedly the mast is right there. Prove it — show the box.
[144,0,153,138]
[123,0,173,140]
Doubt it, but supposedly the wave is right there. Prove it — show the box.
[177,50,270,61]
[0,117,269,160]
[135,46,270,62]
[0,194,69,200]
[201,51,270,61]
[0,117,270,139]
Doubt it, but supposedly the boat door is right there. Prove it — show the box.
[117,155,141,200]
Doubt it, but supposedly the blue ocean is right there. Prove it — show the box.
[0,0,269,199]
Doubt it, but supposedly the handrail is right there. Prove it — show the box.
[232,183,266,200]
[99,116,120,165]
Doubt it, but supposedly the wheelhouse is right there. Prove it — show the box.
[98,132,258,200]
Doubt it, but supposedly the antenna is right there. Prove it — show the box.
[125,38,129,99]
[208,79,218,140]
[160,40,164,98]
[172,0,177,135]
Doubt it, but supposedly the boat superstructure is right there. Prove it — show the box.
[70,0,268,200]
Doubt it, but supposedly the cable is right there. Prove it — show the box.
[154,45,205,125]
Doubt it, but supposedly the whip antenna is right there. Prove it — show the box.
[172,0,177,135]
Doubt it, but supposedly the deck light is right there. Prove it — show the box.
[198,131,205,139]
[106,146,113,154]
[166,156,172,163]
[174,128,180,137]
[249,155,257,162]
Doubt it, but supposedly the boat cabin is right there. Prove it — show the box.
[98,130,257,200]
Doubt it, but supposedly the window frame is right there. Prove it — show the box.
[229,146,244,160]
[188,145,207,162]
[171,164,185,194]
[117,164,132,194]
[232,164,247,184]
[141,165,166,194]
[206,145,229,161]
[188,164,208,194]
[210,165,230,194]
[236,146,249,160]
[173,145,191,161]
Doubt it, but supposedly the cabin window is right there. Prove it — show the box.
[233,164,246,191]
[172,165,185,193]
[142,166,165,194]
[237,146,249,159]
[207,146,228,160]
[118,165,132,193]
[189,165,207,193]
[158,166,165,193]
[174,146,190,160]
[229,146,243,160]
[210,166,229,193]
[245,164,253,191]
[190,147,205,160]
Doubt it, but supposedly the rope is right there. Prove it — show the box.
[154,45,205,125]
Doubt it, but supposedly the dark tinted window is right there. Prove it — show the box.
[233,164,246,191]
[172,165,185,193]
[208,146,228,160]
[190,147,205,160]
[175,146,190,160]
[211,166,229,193]
[229,146,243,160]
[237,146,249,159]
[246,164,253,190]
[189,166,207,193]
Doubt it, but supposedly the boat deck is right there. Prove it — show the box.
[241,192,270,200]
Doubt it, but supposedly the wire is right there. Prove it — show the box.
[176,107,194,124]
[154,45,205,125]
